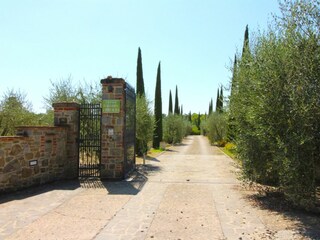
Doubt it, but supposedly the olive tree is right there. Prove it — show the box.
[228,0,320,208]
[0,89,37,136]
[136,95,154,163]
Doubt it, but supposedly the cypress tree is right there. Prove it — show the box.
[215,89,219,112]
[209,98,213,115]
[135,47,145,156]
[197,112,201,130]
[180,105,183,115]
[188,111,192,122]
[228,56,237,142]
[136,47,145,96]
[168,90,173,114]
[174,85,180,115]
[153,62,162,149]
[219,87,223,113]
[230,55,238,96]
[242,25,250,56]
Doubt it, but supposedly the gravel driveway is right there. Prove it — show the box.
[0,135,319,239]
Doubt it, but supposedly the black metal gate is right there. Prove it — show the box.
[124,83,136,176]
[78,103,102,178]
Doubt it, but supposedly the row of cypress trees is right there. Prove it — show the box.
[136,47,190,149]
[168,86,182,115]
[208,86,223,115]
[136,47,163,151]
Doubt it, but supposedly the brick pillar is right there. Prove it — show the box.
[100,77,126,179]
[52,102,80,179]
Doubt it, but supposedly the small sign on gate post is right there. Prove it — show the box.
[102,100,120,113]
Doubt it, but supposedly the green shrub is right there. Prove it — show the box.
[191,125,200,135]
[203,112,227,145]
[163,115,189,144]
[136,95,154,156]
[225,142,236,151]
[223,142,237,159]
[217,140,227,147]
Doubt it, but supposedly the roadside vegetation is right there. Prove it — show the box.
[0,89,41,136]
[200,0,320,211]
[228,0,320,210]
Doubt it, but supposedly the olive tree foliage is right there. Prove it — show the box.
[229,0,320,208]
[0,89,38,136]
[43,76,101,110]
[43,76,101,123]
[203,112,227,145]
[136,95,154,157]
[77,81,101,104]
[163,115,190,144]
[190,113,206,135]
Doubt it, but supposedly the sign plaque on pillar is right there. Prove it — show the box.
[102,100,120,113]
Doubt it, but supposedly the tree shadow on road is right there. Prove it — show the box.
[79,155,164,194]
[244,187,320,239]
[172,143,189,147]
[99,174,147,195]
[164,149,178,153]
[145,155,160,162]
[135,163,162,176]
[102,163,162,195]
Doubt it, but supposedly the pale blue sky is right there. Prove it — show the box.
[0,0,280,114]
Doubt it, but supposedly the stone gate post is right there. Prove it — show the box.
[100,77,126,179]
[52,102,79,179]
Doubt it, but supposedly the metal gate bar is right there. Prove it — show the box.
[78,103,101,178]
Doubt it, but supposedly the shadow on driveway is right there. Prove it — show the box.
[0,166,155,204]
[246,192,320,239]
[0,180,81,205]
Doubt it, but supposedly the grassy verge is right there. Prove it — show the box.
[149,148,165,156]
[136,145,167,165]
[219,142,242,166]
[221,146,236,159]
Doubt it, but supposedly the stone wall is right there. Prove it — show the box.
[0,102,79,194]
[0,83,137,191]
[0,127,68,193]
